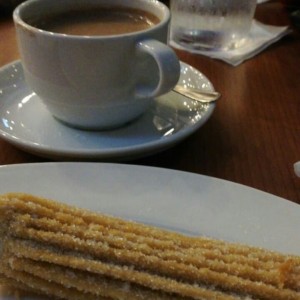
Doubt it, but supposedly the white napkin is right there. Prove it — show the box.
[170,20,291,66]
[257,0,269,3]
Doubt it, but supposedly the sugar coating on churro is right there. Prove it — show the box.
[0,193,299,300]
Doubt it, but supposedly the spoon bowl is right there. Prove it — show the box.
[173,85,221,103]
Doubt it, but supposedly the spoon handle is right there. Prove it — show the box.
[173,85,221,103]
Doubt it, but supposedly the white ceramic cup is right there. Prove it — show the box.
[13,0,180,130]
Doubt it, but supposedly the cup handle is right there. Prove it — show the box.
[135,39,180,98]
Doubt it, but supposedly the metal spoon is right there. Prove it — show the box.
[173,85,220,103]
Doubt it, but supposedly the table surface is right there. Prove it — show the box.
[0,1,299,204]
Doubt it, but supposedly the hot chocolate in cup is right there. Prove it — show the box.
[13,0,180,130]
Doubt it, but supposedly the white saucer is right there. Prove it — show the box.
[0,61,216,161]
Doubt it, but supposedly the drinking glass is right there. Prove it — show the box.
[170,0,257,51]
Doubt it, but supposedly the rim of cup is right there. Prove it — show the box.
[13,0,170,40]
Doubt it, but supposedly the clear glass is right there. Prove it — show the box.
[170,0,257,51]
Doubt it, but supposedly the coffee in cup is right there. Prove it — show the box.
[14,0,180,130]
[28,7,160,36]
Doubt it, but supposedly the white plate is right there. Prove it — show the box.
[0,162,299,298]
[0,61,215,161]
[0,162,299,254]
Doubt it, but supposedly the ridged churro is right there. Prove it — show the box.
[0,193,299,300]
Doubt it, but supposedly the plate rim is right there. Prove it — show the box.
[0,161,296,203]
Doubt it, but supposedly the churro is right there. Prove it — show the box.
[0,193,299,300]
